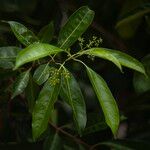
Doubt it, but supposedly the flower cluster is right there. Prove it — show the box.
[78,36,103,50]
[49,68,60,86]
[61,69,70,79]
[48,68,71,86]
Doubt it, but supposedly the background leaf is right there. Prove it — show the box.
[25,74,39,113]
[43,130,61,150]
[133,54,150,94]
[14,43,63,69]
[100,139,150,150]
[38,21,54,43]
[0,46,20,69]
[116,4,150,38]
[32,77,61,140]
[7,21,39,46]
[58,6,94,50]
[60,68,87,135]
[12,69,30,99]
[33,63,50,85]
[86,67,119,135]
[84,122,107,135]
[84,48,145,74]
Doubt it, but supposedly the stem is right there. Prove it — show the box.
[73,58,88,68]
[49,121,91,149]
[90,143,102,150]
[49,55,56,62]
[57,52,81,71]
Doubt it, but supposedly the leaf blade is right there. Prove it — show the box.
[84,48,145,75]
[43,131,61,150]
[25,74,39,113]
[0,46,21,69]
[33,63,50,85]
[58,6,94,50]
[86,67,119,135]
[14,43,63,70]
[8,21,39,46]
[60,69,87,135]
[100,139,150,150]
[32,77,61,140]
[133,54,150,94]
[116,7,150,38]
[38,21,54,43]
[12,69,30,99]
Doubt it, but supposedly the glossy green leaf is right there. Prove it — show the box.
[38,22,54,43]
[86,67,119,135]
[7,21,39,46]
[25,74,39,113]
[60,68,87,135]
[14,43,63,70]
[12,69,30,99]
[58,6,94,50]
[43,130,61,150]
[133,54,150,94]
[0,46,20,69]
[33,63,50,85]
[32,77,61,140]
[84,48,145,75]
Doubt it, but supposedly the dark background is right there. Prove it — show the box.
[0,0,150,149]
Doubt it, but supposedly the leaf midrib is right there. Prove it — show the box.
[13,70,29,98]
[87,69,114,128]
[36,63,49,83]
[60,9,91,49]
[16,49,61,68]
[36,84,58,136]
[65,77,79,130]
[17,71,29,90]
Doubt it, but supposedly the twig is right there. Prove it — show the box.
[49,121,91,149]
[90,143,101,150]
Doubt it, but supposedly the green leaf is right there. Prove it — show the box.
[116,6,150,38]
[38,22,54,43]
[86,67,119,135]
[84,122,107,135]
[0,46,20,69]
[14,43,63,70]
[25,74,39,113]
[60,68,87,135]
[12,69,30,99]
[32,77,61,140]
[43,130,61,150]
[100,140,150,150]
[133,54,150,94]
[84,48,145,75]
[83,113,107,135]
[58,6,94,50]
[7,21,39,46]
[33,63,50,85]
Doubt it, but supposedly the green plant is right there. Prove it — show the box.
[0,6,146,149]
